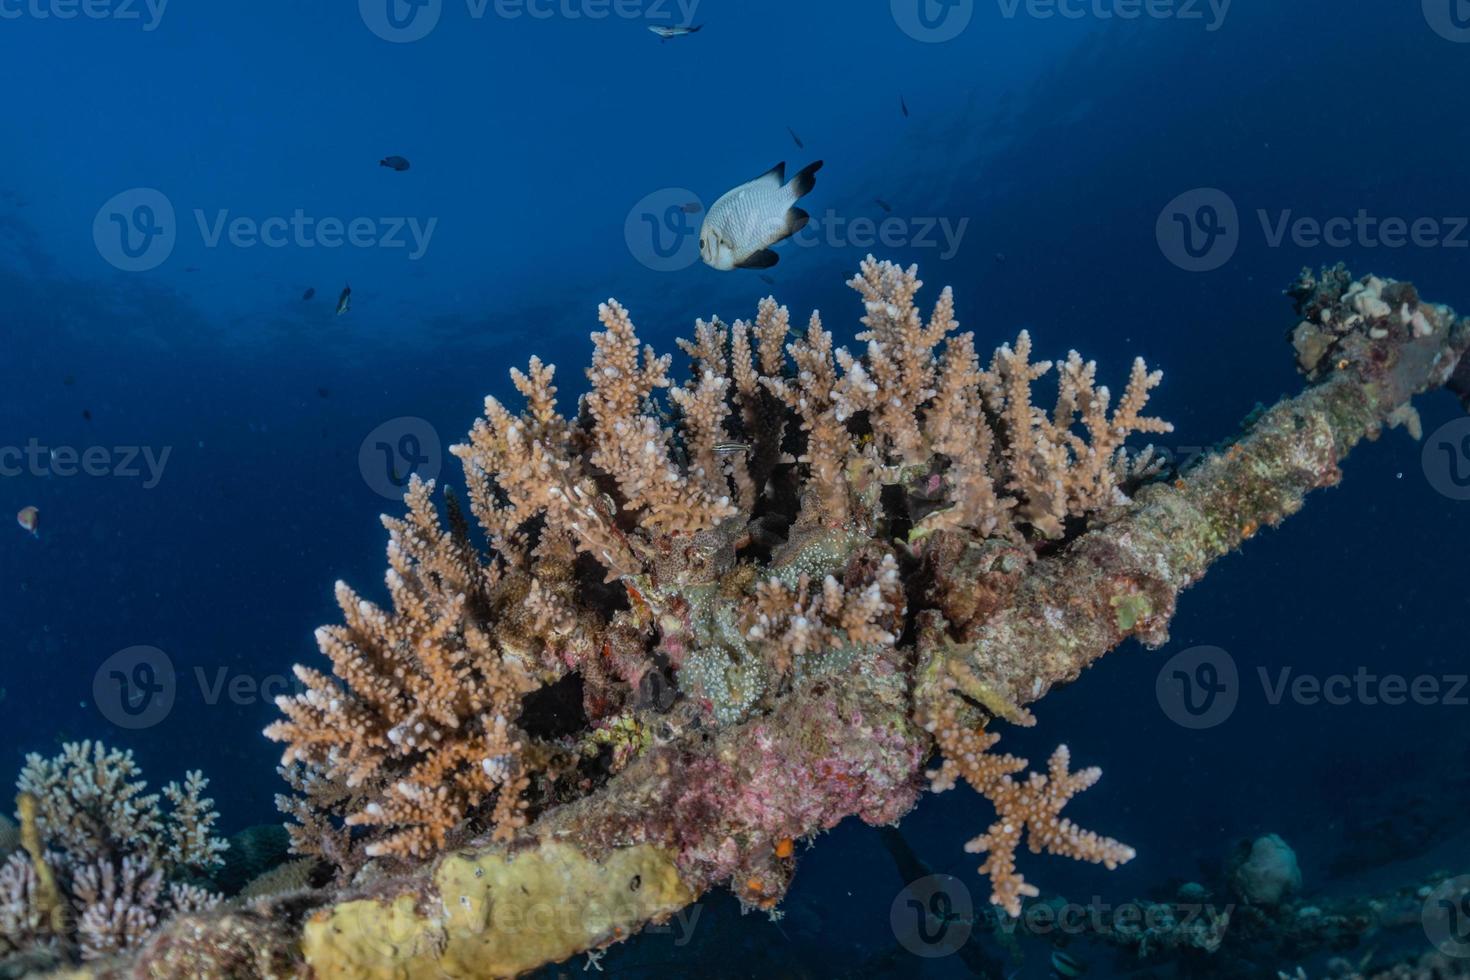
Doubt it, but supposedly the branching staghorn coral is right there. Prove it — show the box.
[185,260,1470,980]
[15,742,226,873]
[264,478,545,861]
[921,685,1136,916]
[0,742,227,967]
[266,257,1168,914]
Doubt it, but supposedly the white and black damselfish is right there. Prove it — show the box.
[699,160,823,271]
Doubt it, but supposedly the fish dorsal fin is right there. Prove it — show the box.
[755,162,786,187]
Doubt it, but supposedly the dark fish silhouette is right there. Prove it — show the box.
[787,126,804,149]
[380,156,411,172]
[82,409,92,421]
[759,274,776,285]
[901,94,910,117]
[994,252,1007,265]
[874,198,892,213]
[681,201,703,214]
[335,284,352,316]
[317,387,330,399]
[302,287,316,301]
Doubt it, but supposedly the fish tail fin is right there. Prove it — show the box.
[788,160,823,200]
[786,206,811,237]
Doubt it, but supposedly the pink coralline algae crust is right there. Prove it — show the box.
[567,667,925,910]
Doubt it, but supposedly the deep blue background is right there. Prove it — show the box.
[2,2,1468,975]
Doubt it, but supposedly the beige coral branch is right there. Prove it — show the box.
[265,478,540,859]
[262,255,1185,950]
[922,690,1135,915]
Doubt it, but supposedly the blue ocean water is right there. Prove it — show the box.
[2,1,1468,976]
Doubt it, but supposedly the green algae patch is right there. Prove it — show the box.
[1110,593,1153,633]
[302,841,694,978]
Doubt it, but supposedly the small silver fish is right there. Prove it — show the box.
[335,284,352,316]
[713,442,751,456]
[700,161,823,271]
[649,24,702,39]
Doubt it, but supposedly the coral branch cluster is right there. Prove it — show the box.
[0,742,227,966]
[920,686,1136,916]
[268,258,1169,915]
